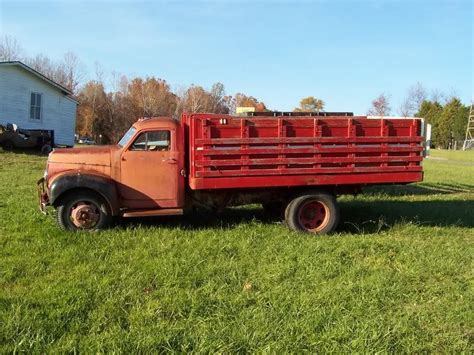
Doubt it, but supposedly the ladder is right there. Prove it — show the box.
[462,102,474,150]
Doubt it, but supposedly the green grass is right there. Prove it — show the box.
[428,148,474,162]
[0,149,473,352]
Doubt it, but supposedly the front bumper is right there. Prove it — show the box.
[37,177,49,214]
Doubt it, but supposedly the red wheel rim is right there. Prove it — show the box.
[70,201,100,229]
[297,200,329,232]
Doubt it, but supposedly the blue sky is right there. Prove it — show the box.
[1,0,472,114]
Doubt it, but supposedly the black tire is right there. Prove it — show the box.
[56,190,112,231]
[2,140,14,151]
[41,144,52,155]
[285,192,339,234]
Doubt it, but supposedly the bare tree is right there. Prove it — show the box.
[398,98,413,117]
[61,52,85,94]
[173,85,187,118]
[186,85,206,113]
[25,54,55,77]
[367,93,391,116]
[430,88,444,103]
[398,83,427,117]
[0,35,24,61]
[25,52,84,94]
[209,82,226,113]
[175,83,229,116]
[410,82,427,112]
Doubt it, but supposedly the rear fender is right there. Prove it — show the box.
[49,173,120,215]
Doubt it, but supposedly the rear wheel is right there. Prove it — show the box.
[56,191,111,231]
[41,144,52,155]
[285,192,339,234]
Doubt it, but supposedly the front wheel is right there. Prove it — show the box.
[2,140,14,151]
[285,192,339,234]
[56,191,112,231]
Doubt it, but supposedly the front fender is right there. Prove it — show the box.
[49,173,120,215]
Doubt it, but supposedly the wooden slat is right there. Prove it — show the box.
[196,155,422,167]
[202,119,407,129]
[189,171,423,190]
[196,136,423,145]
[198,145,423,156]
[196,165,422,178]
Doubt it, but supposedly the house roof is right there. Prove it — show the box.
[0,61,74,97]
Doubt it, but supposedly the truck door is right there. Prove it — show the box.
[119,128,180,209]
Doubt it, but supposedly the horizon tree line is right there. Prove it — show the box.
[1,35,471,148]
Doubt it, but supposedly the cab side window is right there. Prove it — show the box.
[130,131,170,151]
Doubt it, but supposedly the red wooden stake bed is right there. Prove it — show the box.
[183,113,424,190]
[38,112,429,234]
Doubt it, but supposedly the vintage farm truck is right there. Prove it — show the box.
[38,112,429,233]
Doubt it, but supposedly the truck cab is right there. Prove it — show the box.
[114,118,185,210]
[39,118,185,230]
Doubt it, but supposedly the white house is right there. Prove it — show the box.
[0,61,77,147]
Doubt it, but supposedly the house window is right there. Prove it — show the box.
[30,93,42,120]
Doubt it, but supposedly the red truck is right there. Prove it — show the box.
[38,112,428,233]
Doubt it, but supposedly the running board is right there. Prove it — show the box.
[122,208,183,218]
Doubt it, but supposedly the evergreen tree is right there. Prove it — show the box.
[416,100,443,147]
[438,98,468,148]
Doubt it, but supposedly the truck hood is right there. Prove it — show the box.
[48,145,116,167]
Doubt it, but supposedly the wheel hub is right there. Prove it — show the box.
[298,201,328,232]
[70,202,99,229]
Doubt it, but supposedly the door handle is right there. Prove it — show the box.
[163,158,177,164]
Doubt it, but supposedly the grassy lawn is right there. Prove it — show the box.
[0,149,473,352]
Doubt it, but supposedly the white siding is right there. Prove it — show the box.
[0,65,77,146]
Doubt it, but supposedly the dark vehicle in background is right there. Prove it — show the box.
[0,123,53,154]
[77,136,96,145]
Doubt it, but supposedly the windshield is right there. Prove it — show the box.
[118,127,136,147]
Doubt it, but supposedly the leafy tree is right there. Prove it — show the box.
[294,96,324,112]
[437,98,468,148]
[449,99,469,142]
[415,98,468,148]
[231,93,267,112]
[416,100,443,126]
[127,77,176,118]
[416,100,443,147]
[76,81,108,138]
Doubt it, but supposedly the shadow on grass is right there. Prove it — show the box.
[118,207,273,232]
[365,183,474,196]
[338,199,474,233]
[118,198,473,234]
